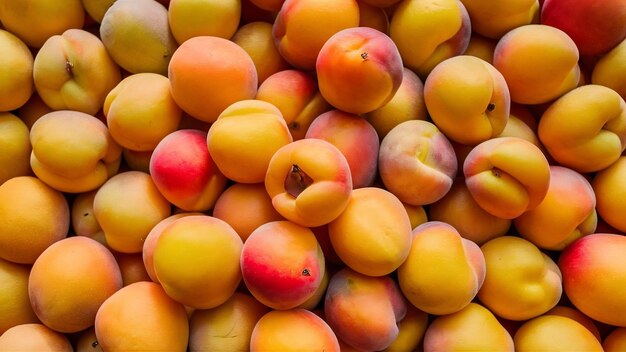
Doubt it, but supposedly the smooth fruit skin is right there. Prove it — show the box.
[593,157,626,232]
[168,0,241,44]
[95,281,189,352]
[316,26,404,114]
[250,309,340,352]
[514,315,603,351]
[0,259,39,335]
[28,236,123,333]
[559,233,626,327]
[541,0,626,56]
[0,323,73,352]
[241,220,325,310]
[0,29,34,112]
[592,38,626,99]
[0,113,32,185]
[460,0,539,39]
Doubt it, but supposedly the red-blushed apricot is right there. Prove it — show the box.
[0,113,32,185]
[100,0,177,75]
[297,266,329,310]
[265,138,352,227]
[541,0,626,56]
[460,0,539,39]
[0,259,39,335]
[538,84,626,173]
[255,69,331,140]
[189,293,270,352]
[0,323,72,352]
[478,236,562,321]
[28,236,123,333]
[559,233,626,327]
[150,129,228,212]
[389,0,471,78]
[429,179,511,245]
[316,27,403,114]
[424,55,510,145]
[493,24,580,105]
[305,110,379,188]
[514,166,597,250]
[398,221,486,315]
[250,309,340,351]
[207,99,293,184]
[168,35,257,123]
[514,315,603,351]
[593,157,626,232]
[231,21,291,84]
[365,67,428,139]
[153,215,243,309]
[463,136,551,219]
[324,268,406,351]
[168,0,240,44]
[95,281,189,352]
[212,182,284,242]
[272,0,360,70]
[0,176,69,264]
[0,0,84,49]
[423,303,514,351]
[328,187,412,277]
[104,73,182,152]
[30,110,123,193]
[0,29,34,112]
[379,120,457,206]
[241,221,325,310]
[93,171,172,254]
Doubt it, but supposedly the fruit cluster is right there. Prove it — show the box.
[0,0,625,351]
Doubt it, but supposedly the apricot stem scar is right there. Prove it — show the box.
[486,103,496,112]
[361,52,368,60]
[492,168,501,177]
[65,60,74,76]
[302,268,310,276]
[285,164,314,198]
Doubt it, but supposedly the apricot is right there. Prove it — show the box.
[241,220,325,309]
[328,187,412,276]
[0,323,72,352]
[493,24,580,105]
[265,138,353,227]
[478,236,562,320]
[250,309,340,351]
[168,0,241,44]
[93,171,171,253]
[389,0,471,77]
[398,221,486,315]
[593,157,626,232]
[212,182,284,241]
[545,306,602,341]
[424,55,510,145]
[0,0,84,48]
[305,110,379,188]
[0,259,38,335]
[538,84,626,173]
[153,215,243,309]
[150,129,227,212]
[514,315,603,351]
[95,281,189,352]
[463,136,551,219]
[385,305,429,352]
[592,38,626,99]
[100,0,178,75]
[0,29,34,112]
[104,73,182,152]
[207,99,292,183]
[29,110,122,193]
[0,176,69,264]
[514,166,597,250]
[460,0,539,39]
[272,0,360,70]
[324,268,406,351]
[604,327,626,352]
[0,113,31,185]
[28,236,122,333]
[189,293,270,352]
[316,26,404,114]
[378,120,457,205]
[71,190,106,245]
[113,251,151,287]
[423,303,514,351]
[168,35,258,123]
